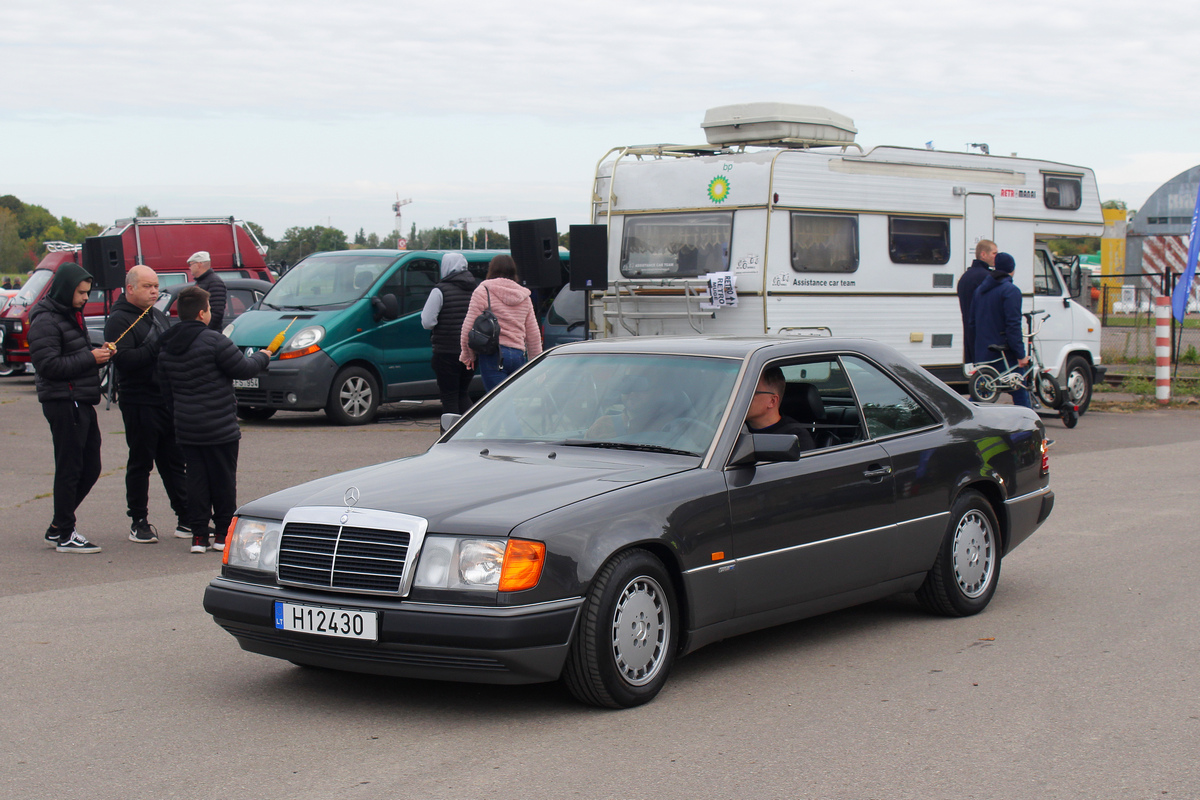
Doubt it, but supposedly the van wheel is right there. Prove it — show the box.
[237,406,277,421]
[1063,355,1092,414]
[562,550,677,708]
[326,367,379,425]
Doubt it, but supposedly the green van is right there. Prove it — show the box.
[225,249,565,425]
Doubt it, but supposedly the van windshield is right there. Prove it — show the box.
[262,255,396,309]
[13,269,53,306]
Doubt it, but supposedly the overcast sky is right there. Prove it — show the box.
[3,0,1197,242]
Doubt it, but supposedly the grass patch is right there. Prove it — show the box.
[1120,375,1155,395]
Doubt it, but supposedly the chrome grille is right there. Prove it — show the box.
[278,519,413,595]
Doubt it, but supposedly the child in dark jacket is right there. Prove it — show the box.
[157,286,281,553]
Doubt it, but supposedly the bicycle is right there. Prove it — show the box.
[969,310,1079,428]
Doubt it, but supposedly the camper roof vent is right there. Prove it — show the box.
[701,103,857,148]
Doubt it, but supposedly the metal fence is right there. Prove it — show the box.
[1098,282,1200,364]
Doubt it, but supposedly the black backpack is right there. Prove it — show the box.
[467,286,501,355]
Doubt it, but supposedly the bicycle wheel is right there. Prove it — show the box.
[1034,370,1062,409]
[969,366,1002,403]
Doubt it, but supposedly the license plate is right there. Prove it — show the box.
[233,378,259,389]
[274,601,378,640]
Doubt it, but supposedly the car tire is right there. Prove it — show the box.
[562,549,678,709]
[237,406,277,421]
[916,490,1002,617]
[325,367,380,426]
[968,365,1001,403]
[1063,355,1092,415]
[0,362,15,378]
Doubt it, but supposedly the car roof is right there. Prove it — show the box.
[548,335,904,362]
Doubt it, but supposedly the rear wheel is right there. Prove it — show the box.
[917,490,1002,617]
[969,365,1001,403]
[325,367,380,426]
[1063,355,1092,414]
[563,550,678,708]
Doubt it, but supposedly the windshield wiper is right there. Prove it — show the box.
[554,439,697,457]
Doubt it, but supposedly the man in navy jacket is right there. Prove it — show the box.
[968,252,1030,408]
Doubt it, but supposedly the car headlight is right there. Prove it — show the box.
[285,326,324,351]
[413,536,545,592]
[223,516,283,574]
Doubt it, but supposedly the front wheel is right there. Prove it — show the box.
[969,365,1002,403]
[563,550,678,708]
[325,367,380,426]
[1063,355,1093,415]
[237,406,277,421]
[916,490,1002,617]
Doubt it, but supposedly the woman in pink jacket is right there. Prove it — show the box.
[459,255,543,391]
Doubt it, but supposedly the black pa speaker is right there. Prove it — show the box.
[568,225,608,291]
[82,235,126,290]
[509,218,561,289]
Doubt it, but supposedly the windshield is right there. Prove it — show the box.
[450,352,741,456]
[13,269,53,306]
[263,254,396,309]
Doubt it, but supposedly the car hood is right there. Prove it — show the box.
[237,441,697,538]
[227,306,346,346]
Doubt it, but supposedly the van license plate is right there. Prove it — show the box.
[233,378,258,389]
[274,601,378,640]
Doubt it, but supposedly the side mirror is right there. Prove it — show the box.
[728,432,802,467]
[439,413,462,434]
[371,294,399,322]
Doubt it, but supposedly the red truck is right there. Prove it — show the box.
[0,216,272,375]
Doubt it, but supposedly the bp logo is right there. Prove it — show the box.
[707,175,730,204]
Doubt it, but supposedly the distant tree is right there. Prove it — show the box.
[559,232,570,249]
[1101,200,1127,210]
[366,232,380,248]
[472,228,509,249]
[0,195,24,215]
[0,208,28,271]
[354,228,366,246]
[269,225,348,264]
[408,222,417,247]
[135,205,158,218]
[17,204,57,241]
[243,221,275,251]
[1046,237,1101,258]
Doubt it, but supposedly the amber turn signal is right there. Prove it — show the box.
[223,516,237,565]
[499,539,546,592]
[279,344,320,360]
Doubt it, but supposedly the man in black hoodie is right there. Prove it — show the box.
[420,252,477,416]
[27,262,112,553]
[158,286,280,554]
[105,265,189,544]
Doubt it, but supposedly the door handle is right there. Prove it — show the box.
[863,464,892,481]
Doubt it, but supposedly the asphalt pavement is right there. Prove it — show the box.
[2,372,1198,800]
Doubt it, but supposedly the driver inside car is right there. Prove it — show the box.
[744,367,815,451]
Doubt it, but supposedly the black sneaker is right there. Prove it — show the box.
[44,527,65,548]
[129,519,159,544]
[212,538,227,552]
[190,535,210,554]
[173,523,192,540]
[56,531,102,554]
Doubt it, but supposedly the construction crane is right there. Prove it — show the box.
[450,216,507,249]
[392,196,413,247]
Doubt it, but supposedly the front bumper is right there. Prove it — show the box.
[204,577,582,684]
[231,349,339,411]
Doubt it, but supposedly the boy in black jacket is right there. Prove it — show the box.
[105,265,189,544]
[27,262,113,553]
[158,286,280,554]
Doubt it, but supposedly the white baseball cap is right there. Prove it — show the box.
[187,251,211,264]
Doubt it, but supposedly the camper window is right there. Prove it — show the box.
[1043,175,1082,210]
[789,214,859,273]
[888,217,950,265]
[620,212,733,278]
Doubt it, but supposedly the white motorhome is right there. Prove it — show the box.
[588,103,1105,412]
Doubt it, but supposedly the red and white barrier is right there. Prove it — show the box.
[1156,295,1171,405]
